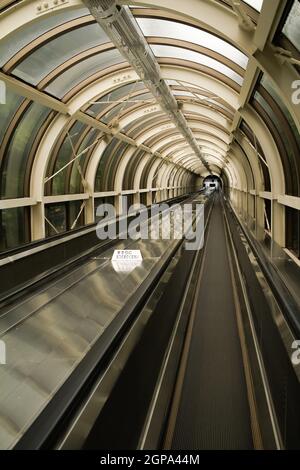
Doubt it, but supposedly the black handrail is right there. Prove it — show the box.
[13,192,210,450]
[225,199,300,338]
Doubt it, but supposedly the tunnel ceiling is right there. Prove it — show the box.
[0,0,300,245]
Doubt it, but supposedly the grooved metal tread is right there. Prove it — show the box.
[171,195,253,450]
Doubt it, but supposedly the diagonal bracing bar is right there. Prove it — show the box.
[82,0,211,173]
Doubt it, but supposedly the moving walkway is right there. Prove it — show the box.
[0,190,300,450]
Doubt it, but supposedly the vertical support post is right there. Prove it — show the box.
[31,202,45,241]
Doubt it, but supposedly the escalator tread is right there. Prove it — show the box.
[171,194,253,450]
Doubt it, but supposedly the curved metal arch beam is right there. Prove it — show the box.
[140,124,229,154]
[255,46,300,135]
[126,1,256,55]
[230,140,255,190]
[170,147,196,160]
[235,130,264,193]
[126,115,171,139]
[240,104,285,194]
[223,160,239,188]
[133,153,151,190]
[0,0,254,56]
[152,137,189,156]
[171,155,204,172]
[199,154,226,168]
[192,133,229,151]
[154,162,168,190]
[136,124,177,145]
[145,131,183,151]
[159,164,174,190]
[146,130,228,161]
[30,68,140,199]
[128,113,231,146]
[111,146,138,193]
[203,148,227,164]
[0,1,83,40]
[29,68,193,203]
[228,145,253,190]
[160,65,240,109]
[169,166,184,188]
[156,138,195,157]
[168,147,202,166]
[160,142,211,162]
[196,140,228,155]
[67,69,140,113]
[222,165,235,188]
[112,72,239,137]
[226,154,247,191]
[85,138,107,192]
[66,62,240,120]
[30,113,70,201]
[114,103,229,168]
[173,167,186,189]
[2,14,96,72]
[200,144,227,158]
[146,158,163,190]
[150,131,228,156]
[186,120,231,144]
[146,127,229,153]
[118,105,165,131]
[8,0,300,148]
[168,167,182,197]
[180,103,232,132]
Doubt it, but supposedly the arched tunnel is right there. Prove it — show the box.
[0,0,300,454]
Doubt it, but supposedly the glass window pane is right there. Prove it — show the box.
[261,74,300,149]
[95,139,128,191]
[150,44,243,85]
[137,18,248,68]
[0,86,24,146]
[172,88,233,113]
[69,127,101,193]
[12,23,109,85]
[286,206,300,258]
[253,80,300,196]
[68,200,84,229]
[243,0,263,11]
[282,0,300,51]
[0,207,30,251]
[86,81,146,117]
[49,121,87,195]
[94,196,115,220]
[101,92,153,124]
[45,49,124,98]
[0,102,51,198]
[45,203,67,236]
[0,7,90,67]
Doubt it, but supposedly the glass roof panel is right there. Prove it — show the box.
[151,45,243,85]
[137,18,248,68]
[45,49,125,99]
[0,7,89,67]
[243,0,263,11]
[50,121,87,195]
[12,23,109,85]
[101,92,153,124]
[171,89,232,112]
[0,87,24,147]
[85,81,146,116]
[282,0,300,52]
[1,102,52,198]
[70,127,101,194]
[261,73,300,149]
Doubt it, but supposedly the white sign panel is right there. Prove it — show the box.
[112,250,143,261]
[112,250,143,272]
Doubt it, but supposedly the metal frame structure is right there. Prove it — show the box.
[0,0,299,259]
